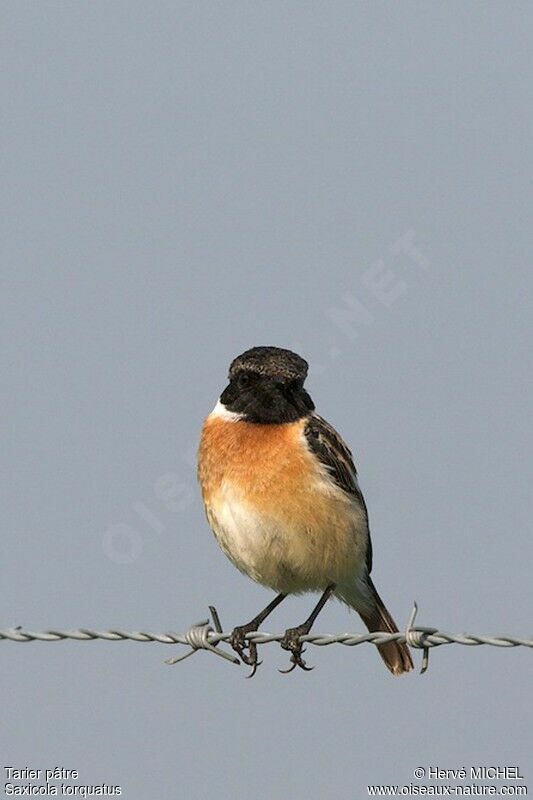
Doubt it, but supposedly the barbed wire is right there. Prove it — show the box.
[2,603,532,674]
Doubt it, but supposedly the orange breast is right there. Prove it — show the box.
[198,417,313,509]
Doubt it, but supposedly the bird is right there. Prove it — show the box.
[197,346,413,676]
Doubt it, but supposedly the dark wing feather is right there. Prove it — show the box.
[304,414,373,573]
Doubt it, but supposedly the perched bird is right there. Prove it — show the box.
[197,346,413,676]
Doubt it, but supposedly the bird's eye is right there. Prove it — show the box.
[237,372,251,389]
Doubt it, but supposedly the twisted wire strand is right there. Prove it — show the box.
[2,617,532,650]
[3,622,532,675]
[2,602,532,678]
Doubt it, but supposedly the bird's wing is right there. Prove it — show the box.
[304,413,372,572]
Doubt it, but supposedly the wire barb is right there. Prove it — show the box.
[404,601,439,674]
[164,609,240,666]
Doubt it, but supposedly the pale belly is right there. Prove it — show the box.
[204,478,368,594]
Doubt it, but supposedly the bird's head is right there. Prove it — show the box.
[218,346,314,423]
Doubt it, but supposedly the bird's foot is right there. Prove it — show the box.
[229,623,262,678]
[279,624,314,673]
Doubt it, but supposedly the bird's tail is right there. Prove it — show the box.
[336,577,414,676]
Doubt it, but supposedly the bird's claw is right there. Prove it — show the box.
[279,627,315,673]
[245,656,263,679]
[229,625,262,678]
[279,651,314,674]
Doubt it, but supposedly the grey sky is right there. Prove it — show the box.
[1,3,531,798]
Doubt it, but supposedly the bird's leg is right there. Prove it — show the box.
[280,584,336,673]
[230,592,287,677]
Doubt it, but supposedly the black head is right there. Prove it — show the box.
[219,346,314,423]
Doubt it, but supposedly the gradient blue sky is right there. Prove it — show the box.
[1,3,532,798]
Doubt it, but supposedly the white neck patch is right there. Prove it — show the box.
[209,399,243,421]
